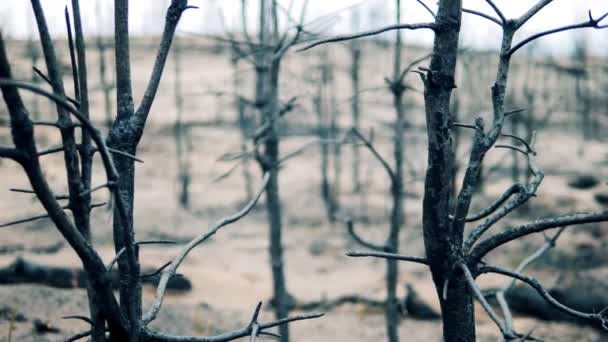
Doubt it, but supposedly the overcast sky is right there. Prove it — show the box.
[1,1,607,56]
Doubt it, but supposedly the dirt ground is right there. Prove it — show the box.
[0,38,607,341]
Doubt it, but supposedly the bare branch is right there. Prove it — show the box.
[143,310,323,342]
[64,6,80,101]
[107,240,177,272]
[495,144,528,156]
[79,183,109,197]
[514,0,554,29]
[500,134,534,154]
[0,212,51,229]
[62,315,96,327]
[488,227,566,334]
[0,202,105,228]
[107,147,144,163]
[465,133,544,251]
[345,219,385,251]
[142,173,270,325]
[460,263,514,339]
[502,227,566,293]
[479,264,608,329]
[462,9,502,26]
[350,128,396,181]
[212,160,246,183]
[65,330,92,342]
[470,210,608,262]
[485,0,506,23]
[415,0,436,19]
[140,261,172,279]
[463,184,524,223]
[131,0,196,133]
[509,11,608,56]
[10,188,69,200]
[298,22,436,51]
[35,144,143,163]
[0,79,119,181]
[32,66,51,85]
[451,122,483,133]
[505,108,527,117]
[451,118,487,237]
[398,53,432,83]
[347,251,428,266]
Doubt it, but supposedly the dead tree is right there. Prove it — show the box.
[0,1,320,341]
[224,2,311,341]
[345,1,429,340]
[303,1,608,341]
[313,48,338,222]
[350,7,363,193]
[172,35,192,209]
[329,62,343,219]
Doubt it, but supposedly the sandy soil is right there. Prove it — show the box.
[0,38,607,341]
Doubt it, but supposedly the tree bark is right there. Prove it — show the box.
[254,2,291,341]
[420,1,476,341]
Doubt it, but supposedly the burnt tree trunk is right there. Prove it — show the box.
[385,2,405,341]
[350,8,362,193]
[421,2,476,341]
[314,49,337,223]
[172,36,191,209]
[254,1,291,341]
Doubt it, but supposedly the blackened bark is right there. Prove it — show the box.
[258,60,291,342]
[254,2,291,340]
[420,1,476,341]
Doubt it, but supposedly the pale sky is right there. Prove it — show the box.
[1,1,607,56]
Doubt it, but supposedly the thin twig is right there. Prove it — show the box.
[345,219,385,251]
[485,0,506,23]
[143,310,323,342]
[509,10,608,56]
[479,264,608,328]
[347,251,428,265]
[462,9,502,26]
[350,128,395,181]
[10,188,69,200]
[298,22,436,51]
[460,263,514,339]
[107,240,177,272]
[415,0,436,19]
